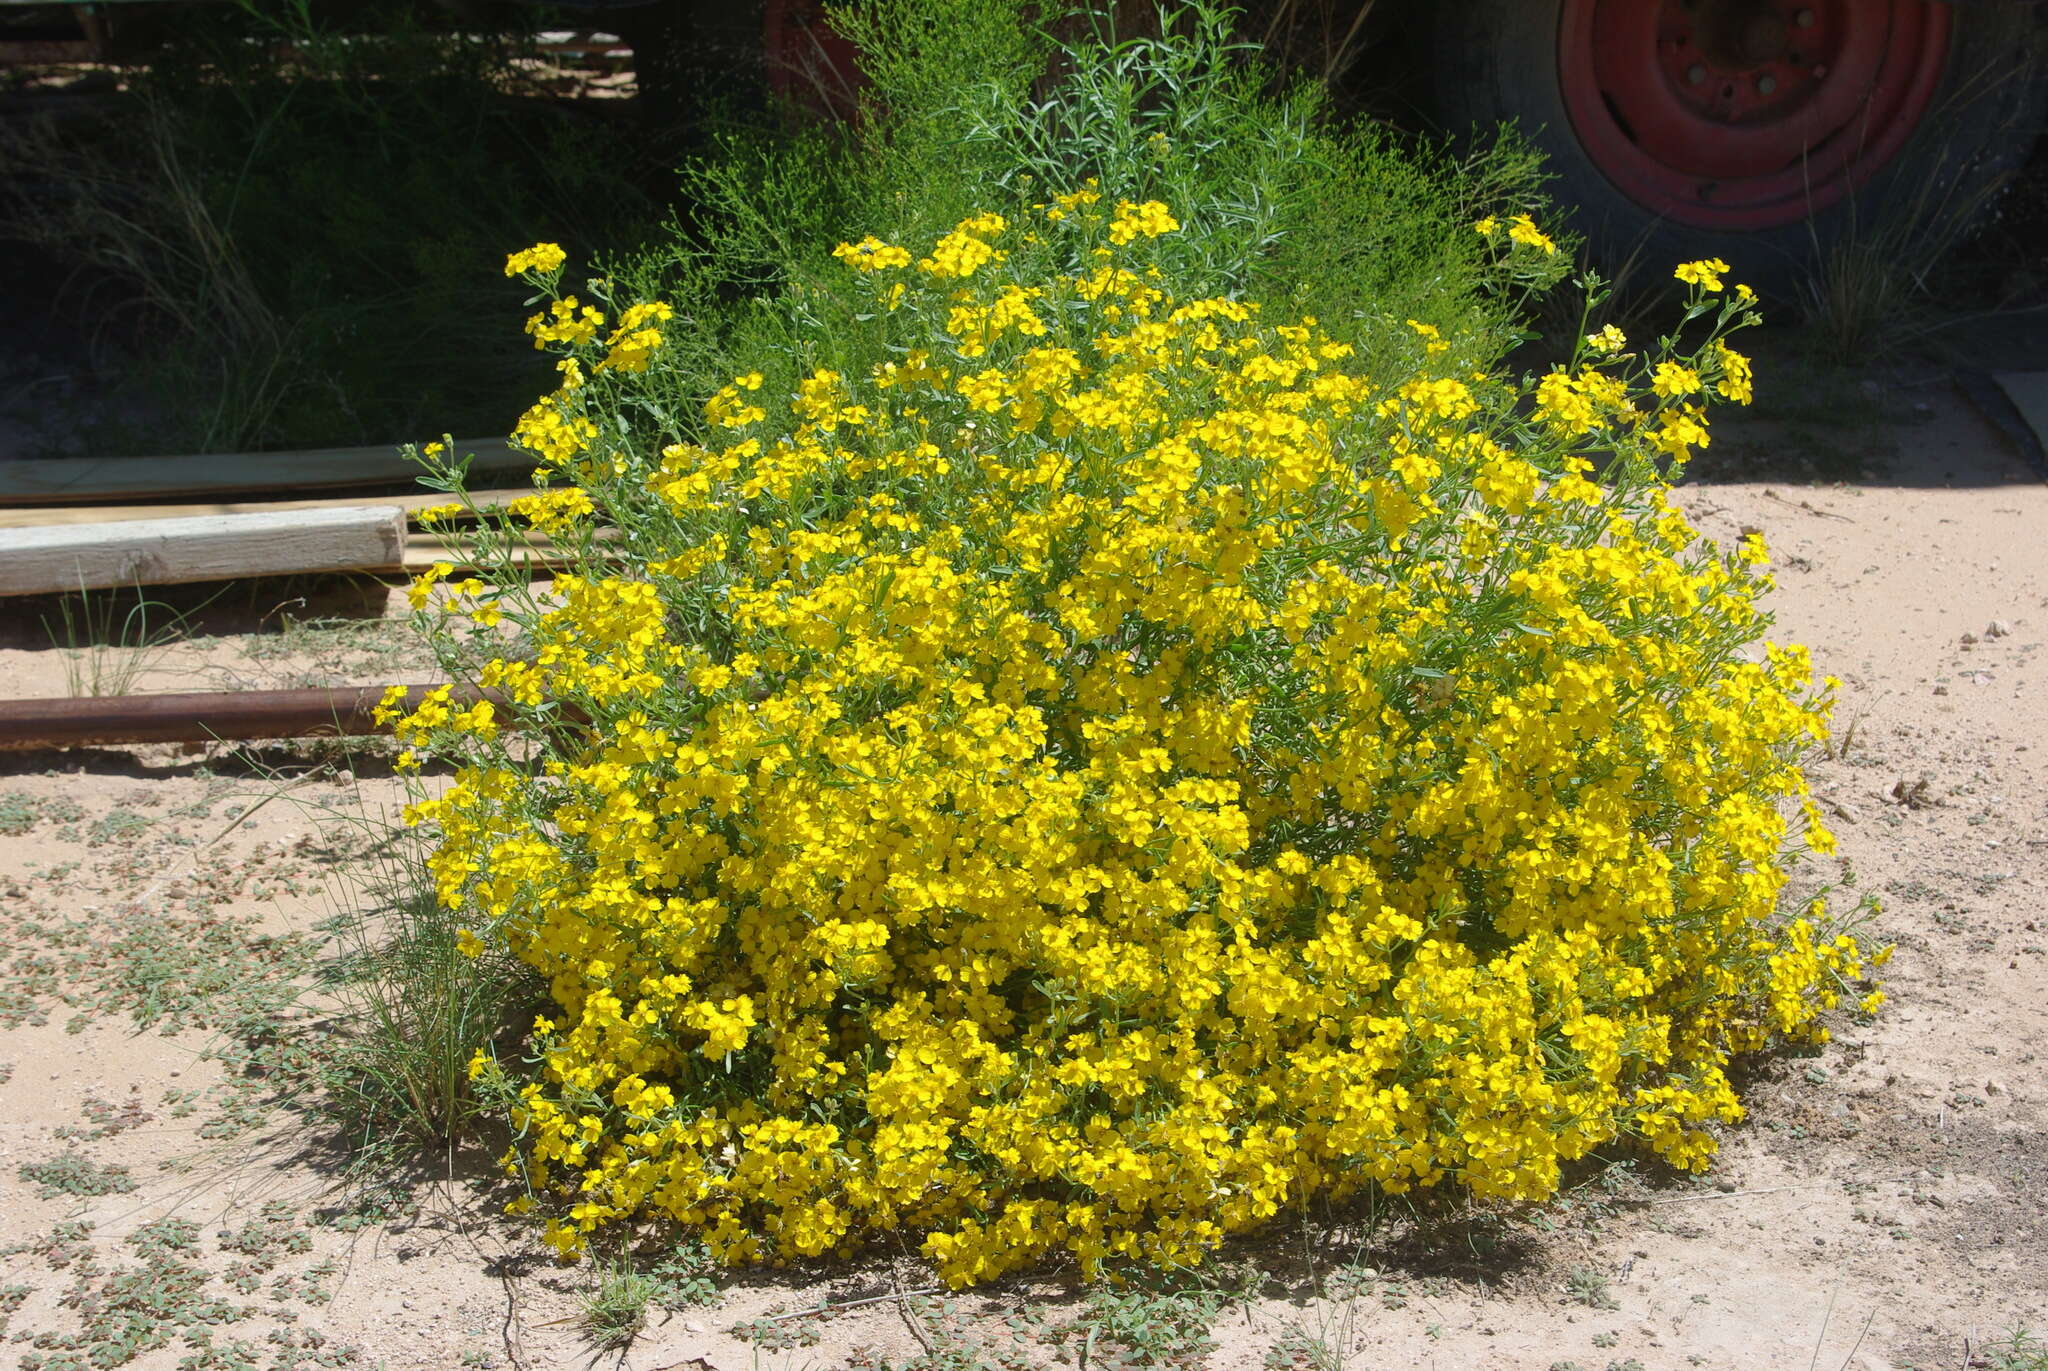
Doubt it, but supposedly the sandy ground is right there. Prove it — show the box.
[0,374,2043,1371]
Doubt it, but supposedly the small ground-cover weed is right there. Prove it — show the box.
[1076,1275,1225,1370]
[733,1304,827,1351]
[4,1206,349,1369]
[19,1152,139,1199]
[130,1219,203,1260]
[1564,1267,1619,1310]
[0,793,84,836]
[0,1282,31,1338]
[56,1092,155,1142]
[87,810,153,847]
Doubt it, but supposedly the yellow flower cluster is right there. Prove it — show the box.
[1675,257,1730,291]
[507,486,597,535]
[400,200,1880,1288]
[599,301,676,374]
[526,297,606,350]
[918,212,1009,279]
[1475,213,1557,256]
[834,236,915,272]
[505,241,567,277]
[1108,199,1180,245]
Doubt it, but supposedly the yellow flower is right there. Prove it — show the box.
[1711,341,1754,404]
[918,214,1008,278]
[1675,258,1731,291]
[706,375,767,428]
[1108,200,1180,245]
[525,297,605,350]
[1651,361,1703,398]
[410,502,465,527]
[1507,214,1556,254]
[595,301,676,374]
[509,486,596,534]
[833,236,914,271]
[406,560,455,610]
[1405,319,1451,356]
[504,242,567,277]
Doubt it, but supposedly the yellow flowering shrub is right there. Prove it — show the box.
[397,209,1882,1287]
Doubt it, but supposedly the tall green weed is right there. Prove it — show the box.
[611,0,1566,419]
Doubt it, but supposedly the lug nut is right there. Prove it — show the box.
[1794,8,1815,26]
[1757,74,1778,94]
[1688,63,1708,84]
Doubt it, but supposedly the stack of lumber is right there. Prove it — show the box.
[0,439,578,594]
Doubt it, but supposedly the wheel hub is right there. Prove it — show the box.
[1558,0,1952,229]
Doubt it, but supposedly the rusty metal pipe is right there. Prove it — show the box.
[0,684,506,751]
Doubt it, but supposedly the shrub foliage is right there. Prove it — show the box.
[612,0,1558,438]
[389,195,1881,1285]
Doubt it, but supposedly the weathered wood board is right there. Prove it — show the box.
[0,488,538,530]
[0,439,527,505]
[0,505,407,595]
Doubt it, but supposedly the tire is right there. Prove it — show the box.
[1431,0,2047,293]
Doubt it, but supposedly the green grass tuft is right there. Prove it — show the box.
[319,838,536,1174]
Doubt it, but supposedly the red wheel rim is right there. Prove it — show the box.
[1558,0,1951,230]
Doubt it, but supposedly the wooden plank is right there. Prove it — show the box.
[0,39,96,61]
[0,439,529,506]
[395,524,618,573]
[398,545,578,574]
[0,505,406,596]
[398,530,593,573]
[0,488,540,530]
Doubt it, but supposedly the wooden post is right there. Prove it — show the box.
[0,505,407,596]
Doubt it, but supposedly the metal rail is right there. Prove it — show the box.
[0,683,505,750]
